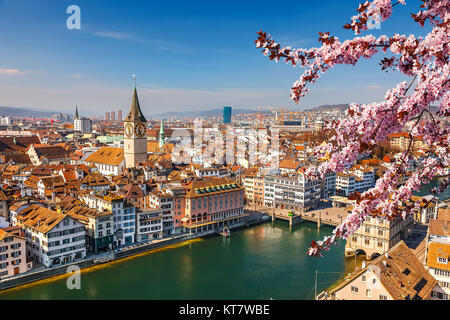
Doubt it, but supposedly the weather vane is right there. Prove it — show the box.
[132,73,136,86]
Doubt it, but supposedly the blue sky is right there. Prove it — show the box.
[0,0,430,117]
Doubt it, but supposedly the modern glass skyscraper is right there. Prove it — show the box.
[223,106,232,124]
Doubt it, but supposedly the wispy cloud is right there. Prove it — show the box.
[366,84,383,90]
[0,67,28,76]
[93,31,147,43]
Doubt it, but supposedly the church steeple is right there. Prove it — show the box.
[75,106,79,120]
[125,86,147,122]
[159,119,165,148]
[124,85,148,169]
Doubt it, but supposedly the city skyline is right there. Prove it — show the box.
[0,0,428,115]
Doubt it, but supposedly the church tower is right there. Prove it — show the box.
[159,118,165,148]
[124,86,147,168]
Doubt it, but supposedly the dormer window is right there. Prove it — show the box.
[437,257,448,264]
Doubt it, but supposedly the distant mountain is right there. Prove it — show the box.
[308,104,350,112]
[0,106,57,118]
[149,108,261,119]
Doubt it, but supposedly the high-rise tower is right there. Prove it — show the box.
[124,87,147,168]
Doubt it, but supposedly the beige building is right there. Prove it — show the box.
[345,208,414,260]
[124,87,148,168]
[320,241,436,300]
[387,132,428,152]
[0,190,9,228]
[0,226,32,279]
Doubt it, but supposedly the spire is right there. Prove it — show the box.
[75,106,79,119]
[125,86,147,122]
[159,118,165,148]
[159,118,164,134]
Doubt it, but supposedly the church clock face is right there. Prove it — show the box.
[125,123,134,138]
[135,122,146,138]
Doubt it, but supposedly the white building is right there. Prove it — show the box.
[264,174,321,211]
[135,208,163,242]
[15,205,86,267]
[73,106,92,134]
[336,166,375,197]
[84,147,125,176]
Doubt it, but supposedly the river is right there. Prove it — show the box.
[0,221,352,300]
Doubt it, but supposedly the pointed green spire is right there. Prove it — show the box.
[159,118,165,148]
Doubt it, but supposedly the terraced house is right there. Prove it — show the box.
[65,205,114,254]
[79,191,135,246]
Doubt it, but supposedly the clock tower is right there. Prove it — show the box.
[124,86,147,168]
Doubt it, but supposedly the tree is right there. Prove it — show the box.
[255,0,449,257]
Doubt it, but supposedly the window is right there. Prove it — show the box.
[366,289,371,298]
[438,257,448,264]
[365,239,370,245]
[372,278,377,285]
[361,276,366,282]
[379,294,388,300]
[351,286,358,293]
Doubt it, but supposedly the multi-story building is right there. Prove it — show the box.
[223,106,232,124]
[73,106,92,134]
[322,171,336,199]
[79,191,135,246]
[148,191,174,237]
[387,132,428,152]
[242,168,265,207]
[425,209,450,300]
[65,205,114,254]
[15,205,86,267]
[0,226,32,279]
[182,177,246,235]
[135,208,163,241]
[26,144,71,166]
[0,190,9,228]
[345,207,414,260]
[264,174,321,211]
[165,184,187,234]
[336,166,375,197]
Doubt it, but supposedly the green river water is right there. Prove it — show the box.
[0,221,353,300]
